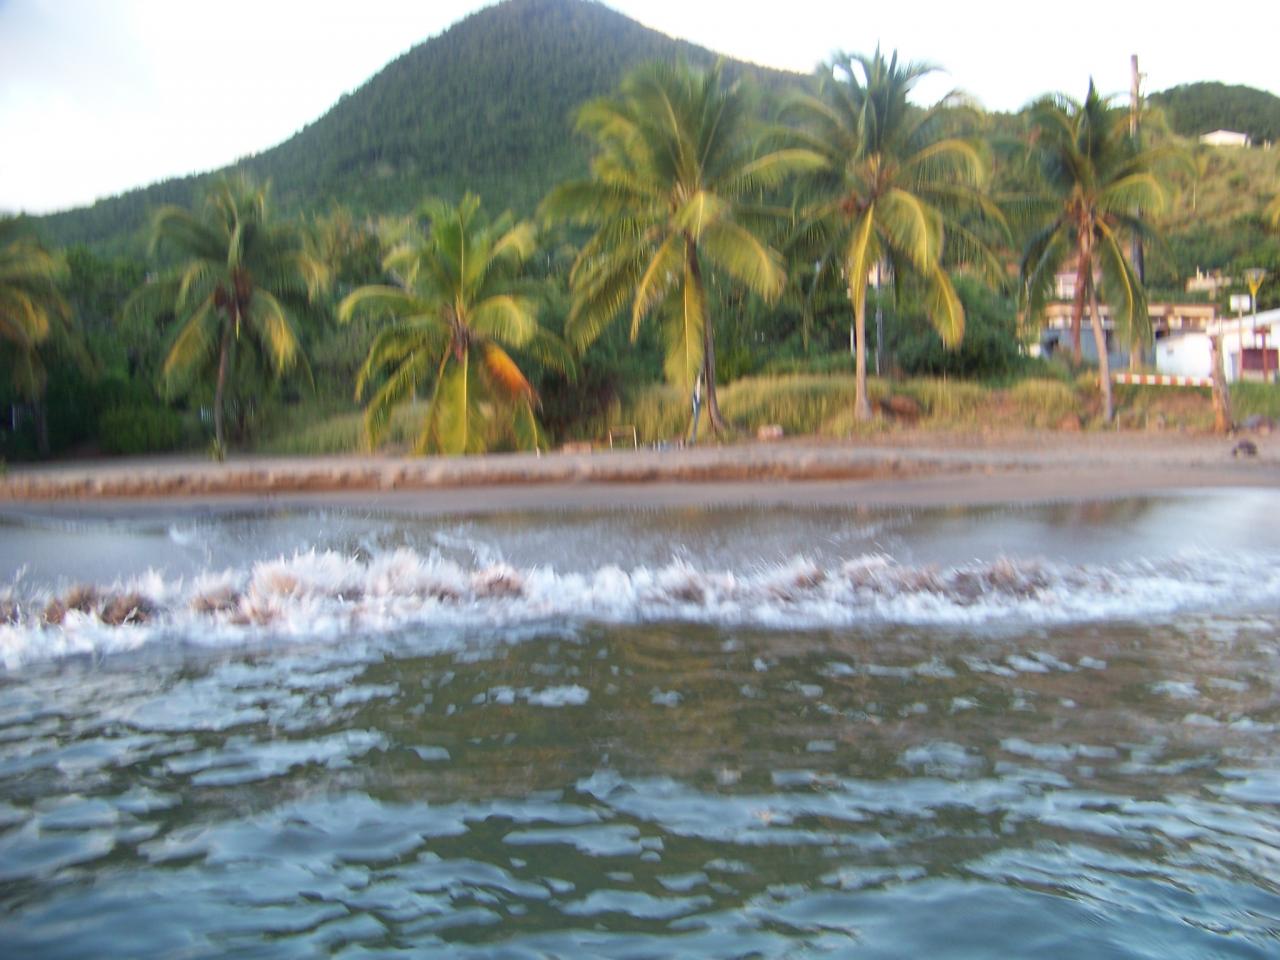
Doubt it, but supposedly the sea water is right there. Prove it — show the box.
[1,492,1278,957]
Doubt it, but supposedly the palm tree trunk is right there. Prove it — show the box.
[701,322,725,434]
[852,283,872,421]
[1087,277,1113,423]
[1070,255,1089,365]
[687,242,725,435]
[1210,331,1232,433]
[213,313,232,454]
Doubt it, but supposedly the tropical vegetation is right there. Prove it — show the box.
[786,49,1003,420]
[122,175,326,456]
[1018,83,1166,422]
[6,0,1279,462]
[339,194,568,454]
[0,217,71,454]
[544,60,816,435]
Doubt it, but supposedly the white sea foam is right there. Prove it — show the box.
[2,545,1279,669]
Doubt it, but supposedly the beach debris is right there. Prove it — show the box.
[63,585,100,614]
[767,563,826,601]
[472,566,525,599]
[191,587,242,614]
[665,577,706,605]
[880,395,922,421]
[43,599,66,625]
[1232,439,1258,458]
[100,592,156,625]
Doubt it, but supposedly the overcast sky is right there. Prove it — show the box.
[2,0,1276,215]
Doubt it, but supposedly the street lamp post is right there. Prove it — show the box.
[1243,268,1268,382]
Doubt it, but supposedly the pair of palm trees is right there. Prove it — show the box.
[544,54,998,434]
[128,176,563,457]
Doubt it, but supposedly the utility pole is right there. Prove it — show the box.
[1129,55,1146,286]
[1129,54,1147,372]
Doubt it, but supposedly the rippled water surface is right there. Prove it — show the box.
[1,493,1278,957]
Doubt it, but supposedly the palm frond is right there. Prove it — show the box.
[337,285,423,324]
[700,220,786,302]
[161,299,219,395]
[478,341,536,404]
[470,294,539,346]
[630,235,682,338]
[923,265,965,348]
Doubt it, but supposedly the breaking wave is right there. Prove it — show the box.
[4,545,1279,669]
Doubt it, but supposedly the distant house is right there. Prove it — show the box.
[1199,130,1251,148]
[1185,268,1233,297]
[1037,301,1218,370]
[1153,309,1280,383]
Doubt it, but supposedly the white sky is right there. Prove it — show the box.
[2,0,1276,215]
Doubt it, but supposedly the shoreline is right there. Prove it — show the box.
[1,431,1276,517]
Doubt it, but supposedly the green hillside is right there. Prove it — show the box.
[36,0,800,252]
[1149,82,1280,143]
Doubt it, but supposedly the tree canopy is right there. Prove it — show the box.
[339,194,570,454]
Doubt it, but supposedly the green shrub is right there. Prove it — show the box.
[760,353,857,377]
[895,378,987,422]
[1231,382,1280,420]
[98,406,185,455]
[621,385,688,444]
[1009,378,1080,427]
[720,374,863,434]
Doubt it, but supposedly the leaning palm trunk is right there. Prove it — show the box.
[213,315,233,454]
[686,244,725,434]
[1210,332,1232,433]
[852,282,872,421]
[1085,246,1113,422]
[701,323,725,435]
[1070,257,1089,365]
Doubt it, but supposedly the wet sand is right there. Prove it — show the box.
[2,431,1275,519]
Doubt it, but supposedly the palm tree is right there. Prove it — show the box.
[339,194,568,455]
[1019,83,1165,422]
[543,61,818,436]
[1,216,70,454]
[125,175,325,456]
[787,49,1002,420]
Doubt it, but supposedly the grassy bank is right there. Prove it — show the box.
[253,373,1279,453]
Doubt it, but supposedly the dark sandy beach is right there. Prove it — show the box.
[2,431,1275,519]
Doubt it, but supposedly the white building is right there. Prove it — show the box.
[1155,333,1213,378]
[1199,130,1251,148]
[1215,308,1280,381]
[1157,308,1280,382]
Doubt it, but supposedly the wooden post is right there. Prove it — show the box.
[1210,331,1232,433]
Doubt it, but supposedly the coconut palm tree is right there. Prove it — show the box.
[339,194,568,455]
[124,175,324,456]
[1,216,70,454]
[543,60,819,436]
[1019,83,1165,422]
[786,49,1002,420]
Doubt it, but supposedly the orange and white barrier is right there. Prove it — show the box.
[1112,373,1214,388]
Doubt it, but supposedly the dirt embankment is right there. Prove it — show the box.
[1,431,1275,514]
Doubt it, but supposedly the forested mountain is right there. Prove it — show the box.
[36,0,800,252]
[1150,82,1280,143]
